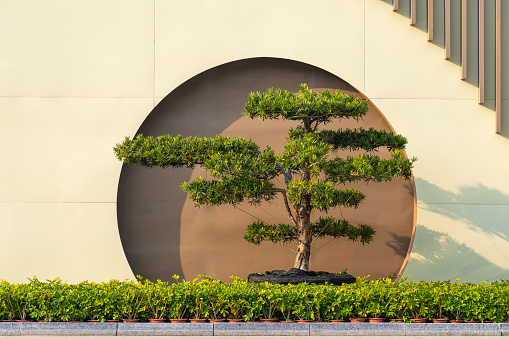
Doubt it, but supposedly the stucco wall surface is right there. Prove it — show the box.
[1,0,508,283]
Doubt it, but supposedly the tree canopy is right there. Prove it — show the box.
[114,84,416,271]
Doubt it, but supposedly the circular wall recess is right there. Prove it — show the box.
[117,57,416,282]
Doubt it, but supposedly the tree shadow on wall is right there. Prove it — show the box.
[415,177,509,242]
[386,232,412,258]
[403,224,509,282]
[403,178,509,282]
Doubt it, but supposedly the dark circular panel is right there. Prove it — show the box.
[117,57,416,282]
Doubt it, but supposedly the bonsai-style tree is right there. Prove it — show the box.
[114,84,415,271]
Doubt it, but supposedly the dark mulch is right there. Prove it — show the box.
[247,268,356,286]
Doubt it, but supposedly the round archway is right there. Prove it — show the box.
[117,57,416,282]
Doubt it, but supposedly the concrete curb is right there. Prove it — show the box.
[7,322,117,336]
[214,322,310,336]
[0,322,507,336]
[0,322,19,336]
[310,322,407,336]
[403,323,502,336]
[117,323,213,336]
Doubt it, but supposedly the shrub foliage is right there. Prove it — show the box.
[1,277,508,322]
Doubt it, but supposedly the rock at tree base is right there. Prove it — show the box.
[247,268,356,285]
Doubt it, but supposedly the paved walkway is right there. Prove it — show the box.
[1,322,509,336]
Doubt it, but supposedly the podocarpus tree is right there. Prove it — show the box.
[114,84,415,271]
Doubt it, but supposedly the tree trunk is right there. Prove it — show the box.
[293,117,313,271]
[293,204,312,270]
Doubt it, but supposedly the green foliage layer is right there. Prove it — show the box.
[243,86,369,122]
[1,277,508,322]
[244,217,375,246]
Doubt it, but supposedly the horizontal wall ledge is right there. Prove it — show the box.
[1,322,509,336]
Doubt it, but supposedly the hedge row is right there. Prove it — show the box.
[1,276,508,322]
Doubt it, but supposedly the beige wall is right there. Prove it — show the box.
[366,0,509,282]
[1,0,508,283]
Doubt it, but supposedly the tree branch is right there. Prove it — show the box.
[271,188,297,226]
[288,113,338,120]
[274,162,298,225]
[275,162,292,188]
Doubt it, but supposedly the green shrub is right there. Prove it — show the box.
[166,275,192,320]
[0,280,28,320]
[143,279,172,320]
[0,276,508,322]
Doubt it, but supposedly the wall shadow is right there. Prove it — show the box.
[404,224,509,282]
[415,177,509,241]
[386,232,412,258]
[378,1,509,139]
[403,178,509,282]
[377,0,492,94]
[502,100,509,138]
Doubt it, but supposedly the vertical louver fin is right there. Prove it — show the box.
[461,0,467,80]
[381,0,501,133]
[411,0,416,25]
[445,0,451,60]
[428,0,434,41]
[479,0,485,104]
[496,0,501,134]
